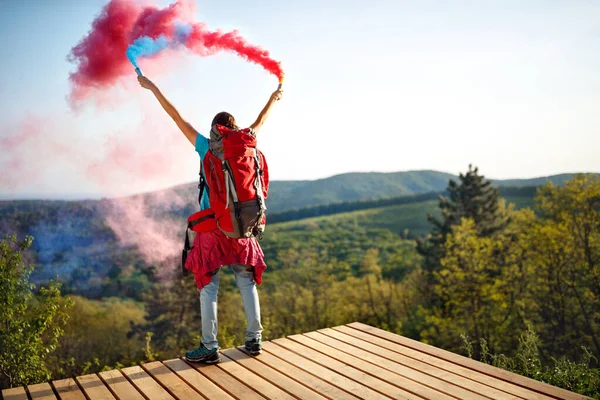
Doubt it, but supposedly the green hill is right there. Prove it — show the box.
[266,170,457,211]
[0,170,587,296]
[267,189,535,239]
[163,171,596,213]
[259,187,535,284]
[492,173,597,187]
[165,170,456,213]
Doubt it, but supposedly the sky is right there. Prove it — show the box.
[0,0,599,200]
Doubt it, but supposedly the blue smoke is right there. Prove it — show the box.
[126,22,193,70]
[126,36,170,69]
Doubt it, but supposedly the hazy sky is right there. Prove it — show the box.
[1,0,599,199]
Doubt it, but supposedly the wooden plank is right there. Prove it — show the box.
[187,359,265,400]
[289,334,445,400]
[2,387,29,400]
[163,358,233,400]
[264,341,392,400]
[142,361,204,400]
[314,329,490,400]
[217,353,295,400]
[223,348,328,400]
[98,369,145,400]
[27,382,56,400]
[75,374,115,400]
[121,366,174,400]
[51,379,86,400]
[275,337,430,400]
[347,322,593,400]
[239,346,359,400]
[334,325,552,400]
[324,327,521,400]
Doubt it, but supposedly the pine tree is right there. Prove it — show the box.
[417,165,509,304]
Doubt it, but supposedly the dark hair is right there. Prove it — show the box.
[211,112,237,130]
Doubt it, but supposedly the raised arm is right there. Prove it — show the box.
[250,89,283,133]
[138,76,197,146]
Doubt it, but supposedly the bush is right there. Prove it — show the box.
[0,235,73,389]
[461,325,600,399]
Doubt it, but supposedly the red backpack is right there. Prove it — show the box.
[202,124,270,239]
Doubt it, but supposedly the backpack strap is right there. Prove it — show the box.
[183,169,208,277]
[181,225,192,277]
[253,149,267,239]
[198,155,210,208]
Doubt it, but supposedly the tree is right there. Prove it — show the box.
[419,174,600,366]
[421,209,534,356]
[130,270,202,358]
[47,296,146,378]
[0,235,72,389]
[525,175,600,359]
[417,165,509,306]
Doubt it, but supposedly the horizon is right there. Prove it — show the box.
[2,168,598,202]
[1,0,599,200]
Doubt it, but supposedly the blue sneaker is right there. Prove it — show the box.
[184,344,220,364]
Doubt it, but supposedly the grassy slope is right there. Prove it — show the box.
[268,194,536,238]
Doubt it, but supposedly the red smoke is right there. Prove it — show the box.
[68,0,283,107]
[185,23,284,79]
[67,1,138,102]
[68,1,187,104]
[129,1,191,41]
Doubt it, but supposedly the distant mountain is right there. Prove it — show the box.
[156,170,598,213]
[267,171,456,212]
[160,170,456,213]
[491,173,596,187]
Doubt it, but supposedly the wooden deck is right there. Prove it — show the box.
[2,322,592,400]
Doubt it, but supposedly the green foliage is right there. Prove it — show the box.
[130,276,202,360]
[269,186,535,228]
[420,174,600,398]
[0,183,535,300]
[462,326,600,399]
[1,170,597,397]
[0,235,72,389]
[417,165,510,312]
[144,332,158,362]
[420,205,535,355]
[524,174,600,359]
[47,296,146,379]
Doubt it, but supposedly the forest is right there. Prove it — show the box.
[1,167,599,398]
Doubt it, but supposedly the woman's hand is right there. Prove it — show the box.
[138,76,157,91]
[270,89,283,102]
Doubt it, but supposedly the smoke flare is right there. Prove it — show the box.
[68,0,283,106]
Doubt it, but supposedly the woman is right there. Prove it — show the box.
[138,75,283,363]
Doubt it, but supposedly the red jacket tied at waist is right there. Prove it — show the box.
[184,228,267,290]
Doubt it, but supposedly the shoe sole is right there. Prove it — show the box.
[246,349,262,356]
[184,355,221,364]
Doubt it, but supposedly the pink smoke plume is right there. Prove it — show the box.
[0,112,195,268]
[101,195,182,272]
[68,0,283,107]
[0,116,76,190]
